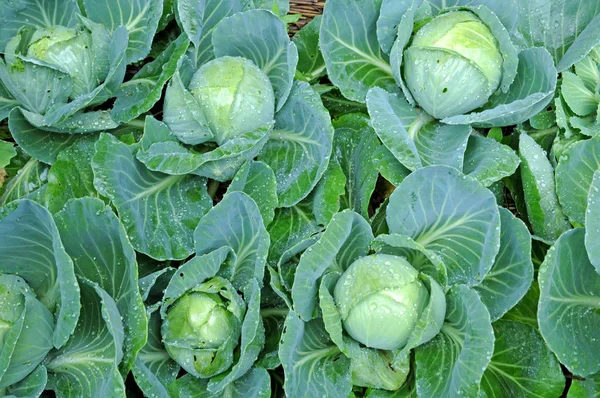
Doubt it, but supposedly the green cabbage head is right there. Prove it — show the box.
[334,254,446,351]
[403,11,503,119]
[0,274,53,388]
[189,56,275,146]
[161,276,245,378]
[5,25,103,100]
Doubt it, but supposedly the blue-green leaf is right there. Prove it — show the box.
[0,0,78,49]
[194,191,269,289]
[45,280,126,397]
[538,228,600,377]
[473,207,533,321]
[227,161,278,226]
[414,285,494,397]
[293,16,326,82]
[92,133,212,260]
[586,171,600,273]
[387,166,501,286]
[3,365,48,398]
[481,320,565,397]
[568,372,600,397]
[513,0,600,67]
[292,210,372,321]
[320,0,396,103]
[267,204,320,266]
[54,198,147,374]
[167,366,271,398]
[177,0,242,67]
[556,137,600,225]
[279,312,351,398]
[0,155,48,207]
[259,81,333,206]
[132,309,178,398]
[8,108,81,164]
[0,60,71,116]
[332,114,380,219]
[462,135,520,187]
[519,133,570,240]
[367,87,470,171]
[112,33,190,123]
[44,136,100,213]
[83,0,163,63]
[0,82,18,122]
[0,200,79,348]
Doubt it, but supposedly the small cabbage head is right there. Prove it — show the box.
[0,274,53,388]
[161,276,245,378]
[189,56,275,145]
[333,254,445,351]
[5,25,100,99]
[403,11,503,119]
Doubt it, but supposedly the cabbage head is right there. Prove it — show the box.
[161,276,245,378]
[189,56,275,146]
[403,11,503,119]
[334,254,446,351]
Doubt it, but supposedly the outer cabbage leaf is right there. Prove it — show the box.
[279,312,351,398]
[513,0,600,71]
[538,228,600,377]
[367,87,471,171]
[258,81,333,206]
[45,280,126,397]
[480,320,565,397]
[54,198,147,374]
[227,161,278,226]
[387,166,501,286]
[519,133,570,240]
[320,0,397,103]
[83,0,163,63]
[92,133,213,260]
[414,285,494,397]
[193,191,269,290]
[0,200,79,348]
[0,0,78,49]
[332,114,382,219]
[556,137,600,225]
[473,208,533,321]
[586,171,600,273]
[292,210,373,320]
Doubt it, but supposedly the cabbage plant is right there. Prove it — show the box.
[320,0,600,128]
[0,0,181,164]
[0,198,146,397]
[128,191,272,396]
[275,165,551,396]
[137,8,333,206]
[521,44,600,165]
[0,18,127,131]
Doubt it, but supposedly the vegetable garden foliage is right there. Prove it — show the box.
[0,0,599,396]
